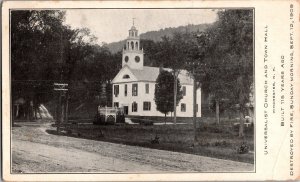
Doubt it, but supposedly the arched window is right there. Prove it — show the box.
[131,41,134,50]
[127,42,129,50]
[135,42,138,50]
[132,102,137,112]
[123,74,130,79]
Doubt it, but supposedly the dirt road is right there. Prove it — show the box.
[12,121,254,173]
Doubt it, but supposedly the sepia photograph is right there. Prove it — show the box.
[9,8,255,174]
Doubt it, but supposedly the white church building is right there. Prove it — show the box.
[111,24,201,117]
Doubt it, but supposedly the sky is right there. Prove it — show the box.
[64,9,218,44]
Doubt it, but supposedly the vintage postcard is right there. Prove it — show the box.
[1,0,299,181]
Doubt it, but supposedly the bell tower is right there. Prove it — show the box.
[122,19,144,70]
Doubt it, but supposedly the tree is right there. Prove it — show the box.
[11,10,68,121]
[140,39,161,67]
[155,33,190,124]
[184,31,211,145]
[154,70,183,123]
[11,10,100,121]
[198,10,253,136]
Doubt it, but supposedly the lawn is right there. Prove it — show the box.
[54,119,254,164]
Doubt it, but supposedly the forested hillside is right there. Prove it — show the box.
[107,24,210,53]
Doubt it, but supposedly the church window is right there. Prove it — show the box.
[124,84,127,96]
[145,83,149,94]
[127,42,129,49]
[132,83,138,96]
[182,86,186,96]
[124,56,129,63]
[114,85,119,97]
[135,56,140,63]
[143,102,151,111]
[181,103,186,112]
[113,102,119,108]
[131,41,134,50]
[135,42,138,50]
[123,74,130,79]
[132,102,137,112]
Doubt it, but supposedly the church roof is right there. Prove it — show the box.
[130,66,193,85]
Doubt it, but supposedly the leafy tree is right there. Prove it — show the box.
[11,10,69,120]
[182,10,253,137]
[154,70,183,123]
[11,10,112,121]
[140,39,160,67]
[68,45,121,108]
[198,10,253,136]
[155,32,190,124]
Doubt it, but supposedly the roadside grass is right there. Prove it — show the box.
[53,119,254,164]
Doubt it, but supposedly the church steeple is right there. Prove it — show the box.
[122,20,144,70]
[128,18,138,38]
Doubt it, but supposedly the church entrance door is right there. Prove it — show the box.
[124,106,128,115]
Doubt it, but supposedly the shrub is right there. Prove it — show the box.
[151,135,160,144]
[237,142,249,154]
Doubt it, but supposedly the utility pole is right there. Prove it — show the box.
[65,93,69,123]
[173,72,177,125]
[54,30,69,134]
[54,83,68,134]
[193,73,198,145]
[173,70,180,125]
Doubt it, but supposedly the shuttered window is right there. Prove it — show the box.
[145,83,149,94]
[132,102,138,112]
[182,86,186,96]
[143,102,151,111]
[114,85,119,97]
[181,103,186,112]
[124,84,127,96]
[114,102,119,108]
[132,83,138,96]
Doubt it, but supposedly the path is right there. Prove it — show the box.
[12,121,254,173]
